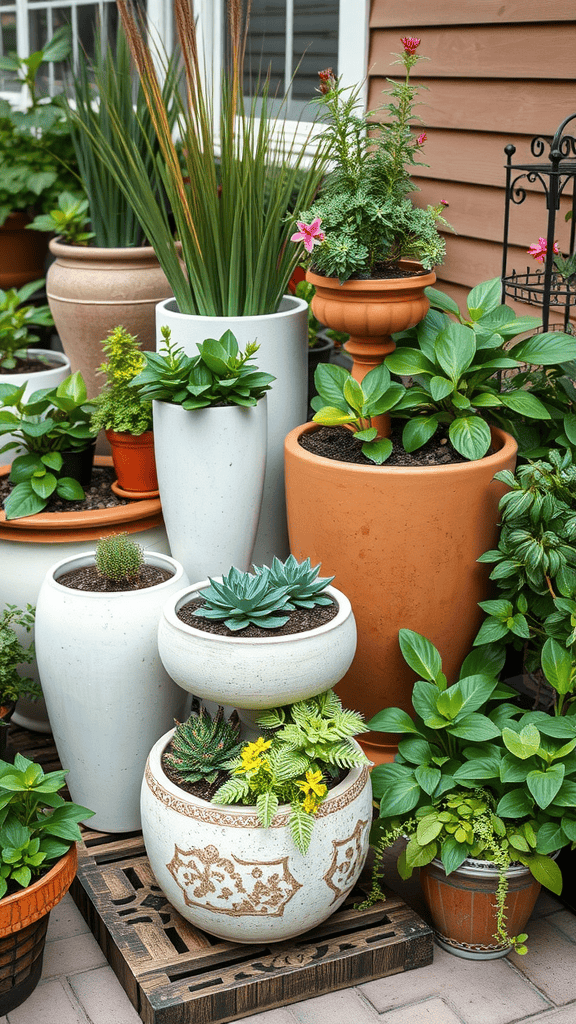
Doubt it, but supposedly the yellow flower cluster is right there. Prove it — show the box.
[235,737,272,775]
[296,769,327,814]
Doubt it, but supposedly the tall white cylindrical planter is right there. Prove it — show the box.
[0,350,71,464]
[156,296,308,563]
[35,552,189,832]
[152,399,267,582]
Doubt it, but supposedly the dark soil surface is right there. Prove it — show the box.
[177,596,338,638]
[1,355,60,374]
[299,425,484,467]
[0,466,132,513]
[310,264,428,281]
[57,564,173,592]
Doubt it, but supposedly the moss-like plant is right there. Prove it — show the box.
[95,533,144,585]
[90,326,152,436]
[0,604,40,705]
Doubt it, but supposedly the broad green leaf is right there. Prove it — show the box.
[55,478,85,500]
[460,645,505,679]
[497,788,534,818]
[527,764,565,808]
[467,278,501,319]
[397,737,433,764]
[385,348,436,377]
[564,413,576,445]
[362,438,393,464]
[416,814,443,845]
[473,618,510,645]
[374,766,422,815]
[343,376,364,414]
[448,713,501,741]
[362,363,391,399]
[513,332,576,366]
[440,836,470,875]
[398,629,442,682]
[313,406,354,426]
[366,707,420,735]
[426,286,461,316]
[3,481,45,519]
[368,383,406,415]
[30,473,56,499]
[56,371,87,405]
[404,836,438,868]
[434,322,476,383]
[414,764,441,795]
[502,725,541,759]
[402,415,439,452]
[541,638,574,696]
[453,757,501,781]
[313,363,350,410]
[499,391,551,419]
[536,822,567,855]
[449,416,492,460]
[525,853,563,895]
[552,780,576,807]
[429,376,454,401]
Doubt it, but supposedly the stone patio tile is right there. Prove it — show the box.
[41,931,107,979]
[509,918,576,1003]
[6,979,88,1024]
[530,893,565,918]
[545,910,576,942]
[232,1011,296,1024]
[516,1008,576,1024]
[285,989,380,1024]
[378,997,464,1024]
[46,894,90,942]
[68,966,141,1024]
[359,946,550,1024]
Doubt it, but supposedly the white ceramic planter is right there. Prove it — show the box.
[0,350,71,464]
[156,295,308,564]
[157,582,357,712]
[34,551,188,831]
[152,398,267,582]
[141,729,372,942]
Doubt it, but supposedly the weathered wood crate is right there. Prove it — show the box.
[7,726,433,1024]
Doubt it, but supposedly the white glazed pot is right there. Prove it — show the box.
[141,729,372,942]
[0,349,71,464]
[35,551,189,831]
[157,582,357,712]
[156,295,308,564]
[152,398,267,582]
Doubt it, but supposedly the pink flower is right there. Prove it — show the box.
[401,37,421,55]
[440,199,449,207]
[290,218,325,253]
[528,237,560,263]
[417,132,427,145]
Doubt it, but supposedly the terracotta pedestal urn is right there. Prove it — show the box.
[284,424,517,762]
[0,213,49,289]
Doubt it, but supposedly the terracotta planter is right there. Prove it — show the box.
[306,264,436,387]
[420,857,541,959]
[46,240,173,401]
[0,456,168,732]
[284,424,517,762]
[106,429,158,497]
[0,213,49,290]
[0,844,77,1013]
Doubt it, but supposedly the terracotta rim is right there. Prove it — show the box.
[0,844,77,937]
[306,262,437,294]
[285,422,518,475]
[48,238,162,262]
[0,455,162,533]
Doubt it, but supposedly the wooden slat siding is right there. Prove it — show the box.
[399,132,559,190]
[370,0,576,26]
[369,26,575,79]
[367,79,575,135]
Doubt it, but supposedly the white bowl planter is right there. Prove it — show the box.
[156,295,308,564]
[141,729,372,942]
[152,398,267,582]
[157,582,357,712]
[0,350,71,464]
[35,551,189,832]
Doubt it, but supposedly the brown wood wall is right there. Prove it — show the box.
[368,1,576,319]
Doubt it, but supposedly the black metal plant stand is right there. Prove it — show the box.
[501,113,576,332]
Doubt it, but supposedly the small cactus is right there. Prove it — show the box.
[164,706,243,784]
[95,533,144,584]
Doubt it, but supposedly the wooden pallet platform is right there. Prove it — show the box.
[7,727,433,1024]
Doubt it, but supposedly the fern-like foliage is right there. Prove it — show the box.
[164,706,243,784]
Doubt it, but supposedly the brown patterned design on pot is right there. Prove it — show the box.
[146,762,369,827]
[166,844,303,917]
[323,818,370,903]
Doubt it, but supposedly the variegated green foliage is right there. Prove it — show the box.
[164,706,243,785]
[255,555,334,608]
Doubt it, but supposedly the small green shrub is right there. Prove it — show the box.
[95,533,144,584]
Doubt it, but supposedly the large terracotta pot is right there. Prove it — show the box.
[306,263,436,386]
[419,857,541,959]
[0,456,168,732]
[0,213,49,289]
[46,240,173,401]
[0,844,77,1013]
[284,424,518,762]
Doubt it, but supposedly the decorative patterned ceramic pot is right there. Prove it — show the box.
[141,730,372,942]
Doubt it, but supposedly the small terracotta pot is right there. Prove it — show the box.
[106,429,158,496]
[0,213,49,289]
[285,424,517,762]
[0,844,77,1013]
[420,857,541,959]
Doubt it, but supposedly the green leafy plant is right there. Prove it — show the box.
[95,533,144,585]
[0,371,97,519]
[366,629,571,951]
[60,27,180,249]
[193,566,294,631]
[311,362,406,464]
[0,280,54,369]
[213,690,369,853]
[163,706,243,785]
[256,555,334,607]
[293,40,450,283]
[474,449,576,687]
[131,326,275,409]
[383,277,576,460]
[73,0,329,315]
[0,752,92,898]
[0,26,78,225]
[0,604,40,705]
[90,326,152,435]
[28,191,94,246]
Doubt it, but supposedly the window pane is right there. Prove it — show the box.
[0,10,17,91]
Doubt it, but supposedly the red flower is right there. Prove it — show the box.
[317,68,336,95]
[401,37,421,55]
[527,237,560,263]
[417,132,427,145]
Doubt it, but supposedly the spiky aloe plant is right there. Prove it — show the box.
[256,556,335,608]
[194,566,293,631]
[163,706,243,784]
